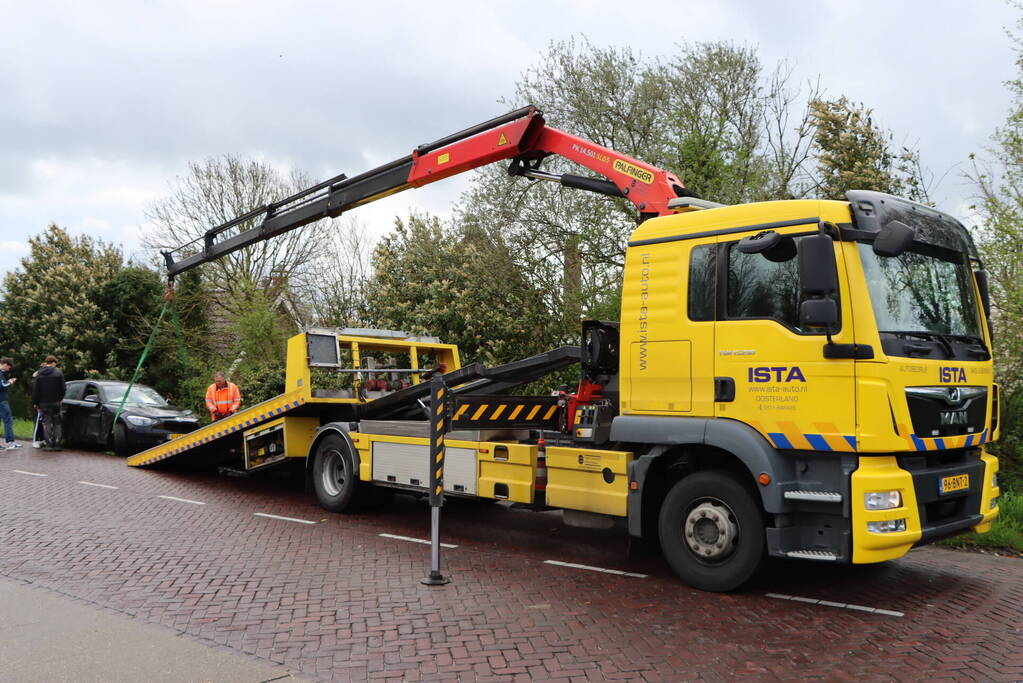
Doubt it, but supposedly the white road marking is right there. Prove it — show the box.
[78,481,118,490]
[254,512,317,525]
[12,470,47,477]
[379,533,457,548]
[544,560,647,579]
[157,495,206,505]
[765,593,904,617]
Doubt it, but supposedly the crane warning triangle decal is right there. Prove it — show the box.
[497,133,508,146]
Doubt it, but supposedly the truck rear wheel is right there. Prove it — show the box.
[658,470,765,592]
[312,434,362,512]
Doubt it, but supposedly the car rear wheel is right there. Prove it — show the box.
[111,423,130,457]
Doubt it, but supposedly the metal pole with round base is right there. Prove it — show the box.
[421,374,451,586]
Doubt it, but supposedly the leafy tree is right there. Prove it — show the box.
[0,225,123,381]
[968,7,1023,485]
[810,96,929,202]
[97,266,211,408]
[303,216,372,328]
[365,214,550,366]
[453,39,820,349]
[183,281,296,414]
[143,155,330,317]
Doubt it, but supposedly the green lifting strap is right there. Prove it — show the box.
[170,302,196,408]
[111,300,170,432]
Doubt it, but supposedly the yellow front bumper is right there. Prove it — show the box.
[850,451,999,564]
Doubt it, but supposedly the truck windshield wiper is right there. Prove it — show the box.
[883,331,954,358]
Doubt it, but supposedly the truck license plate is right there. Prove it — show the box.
[940,474,969,494]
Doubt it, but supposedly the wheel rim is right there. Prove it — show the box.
[320,448,347,497]
[683,497,740,564]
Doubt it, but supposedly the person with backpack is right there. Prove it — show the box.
[32,356,66,451]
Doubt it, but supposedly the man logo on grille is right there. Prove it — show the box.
[940,410,968,426]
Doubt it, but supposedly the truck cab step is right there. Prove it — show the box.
[785,549,840,561]
[783,490,843,503]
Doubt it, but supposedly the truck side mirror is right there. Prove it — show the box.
[974,269,992,320]
[975,269,994,341]
[737,230,781,254]
[800,298,839,329]
[798,233,839,332]
[873,220,915,257]
[798,234,838,294]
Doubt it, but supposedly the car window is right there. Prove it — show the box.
[65,382,86,401]
[103,384,169,406]
[83,385,101,401]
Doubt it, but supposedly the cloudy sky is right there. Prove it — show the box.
[1,0,1018,279]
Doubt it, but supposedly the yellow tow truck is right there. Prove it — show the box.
[129,107,1000,591]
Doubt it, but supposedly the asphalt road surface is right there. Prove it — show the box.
[1,447,1021,682]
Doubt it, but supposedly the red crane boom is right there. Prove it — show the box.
[162,105,692,276]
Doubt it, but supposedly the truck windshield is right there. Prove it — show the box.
[857,242,981,340]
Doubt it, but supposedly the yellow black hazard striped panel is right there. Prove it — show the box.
[126,391,307,467]
[451,395,561,431]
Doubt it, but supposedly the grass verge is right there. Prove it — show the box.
[941,490,1023,554]
[13,417,35,441]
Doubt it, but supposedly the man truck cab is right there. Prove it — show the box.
[615,190,999,587]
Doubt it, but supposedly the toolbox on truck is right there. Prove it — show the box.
[545,446,633,516]
[244,416,319,471]
[477,442,537,503]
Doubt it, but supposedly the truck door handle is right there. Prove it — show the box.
[714,377,735,402]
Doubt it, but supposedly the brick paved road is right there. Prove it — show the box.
[1,447,1021,682]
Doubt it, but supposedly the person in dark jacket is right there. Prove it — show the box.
[30,363,44,448]
[0,357,20,449]
[32,356,65,451]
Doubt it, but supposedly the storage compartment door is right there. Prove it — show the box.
[545,446,633,516]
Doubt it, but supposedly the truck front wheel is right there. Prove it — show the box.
[658,470,765,592]
[312,434,362,512]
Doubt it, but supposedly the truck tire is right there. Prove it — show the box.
[658,470,765,592]
[312,434,362,512]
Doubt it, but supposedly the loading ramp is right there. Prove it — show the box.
[126,390,309,468]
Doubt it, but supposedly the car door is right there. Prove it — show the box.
[61,381,87,442]
[81,384,106,445]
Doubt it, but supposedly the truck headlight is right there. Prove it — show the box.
[991,472,998,489]
[124,415,157,427]
[864,491,902,510]
[867,519,906,533]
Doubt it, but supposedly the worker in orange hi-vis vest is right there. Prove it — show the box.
[205,371,241,421]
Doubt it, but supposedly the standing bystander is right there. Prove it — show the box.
[0,357,21,450]
[32,356,66,451]
[30,362,44,448]
[205,371,241,421]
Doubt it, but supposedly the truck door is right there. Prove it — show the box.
[714,230,858,453]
